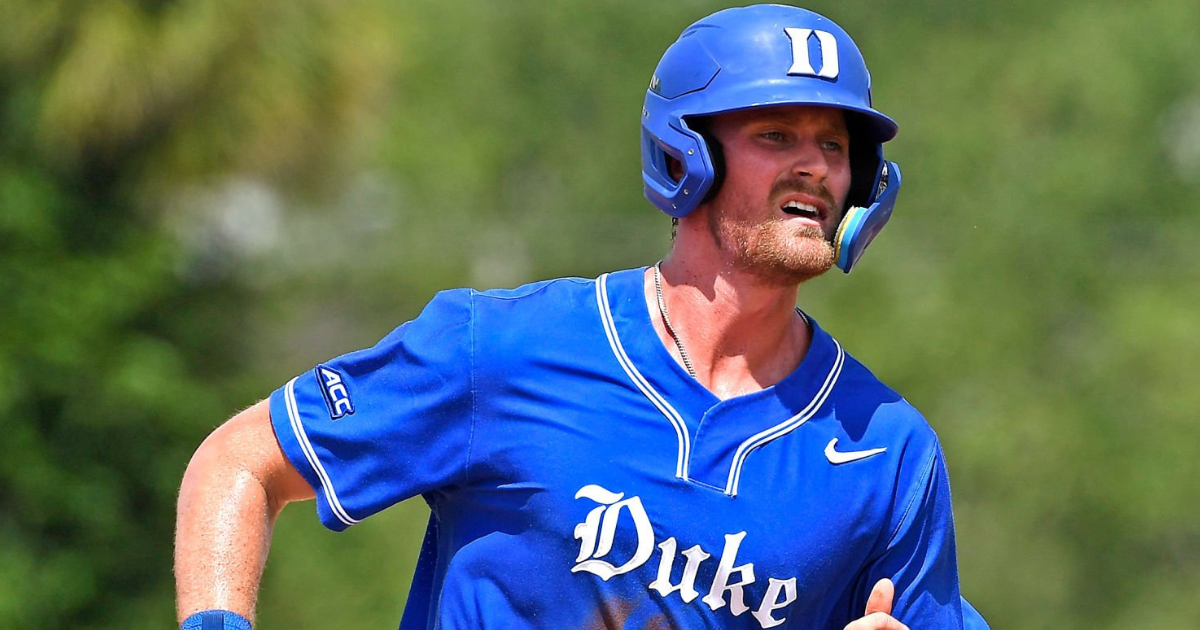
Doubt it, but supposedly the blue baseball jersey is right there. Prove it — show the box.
[269,267,966,629]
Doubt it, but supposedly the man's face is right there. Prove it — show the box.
[700,105,853,285]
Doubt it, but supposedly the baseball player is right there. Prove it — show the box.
[176,5,988,629]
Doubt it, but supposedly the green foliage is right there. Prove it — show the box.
[1,0,1198,628]
[0,1,403,627]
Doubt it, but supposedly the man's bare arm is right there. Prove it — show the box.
[174,399,315,624]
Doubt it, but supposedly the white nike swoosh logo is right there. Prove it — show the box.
[824,438,887,464]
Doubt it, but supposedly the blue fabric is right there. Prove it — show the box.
[963,597,991,630]
[270,267,972,629]
[180,610,251,630]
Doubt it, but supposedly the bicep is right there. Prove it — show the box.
[185,399,315,515]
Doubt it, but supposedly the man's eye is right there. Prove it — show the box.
[761,131,785,141]
[822,140,845,152]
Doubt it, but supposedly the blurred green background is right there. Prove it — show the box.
[2,0,1198,628]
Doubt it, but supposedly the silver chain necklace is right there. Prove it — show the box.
[653,262,697,378]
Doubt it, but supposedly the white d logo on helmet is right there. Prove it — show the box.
[784,28,839,79]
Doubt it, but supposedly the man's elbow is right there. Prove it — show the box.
[179,400,314,520]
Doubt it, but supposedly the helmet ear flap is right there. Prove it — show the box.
[641,117,718,217]
[835,160,901,273]
[687,118,726,207]
[836,114,897,273]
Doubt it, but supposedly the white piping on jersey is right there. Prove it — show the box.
[724,340,845,497]
[284,377,361,527]
[596,273,691,480]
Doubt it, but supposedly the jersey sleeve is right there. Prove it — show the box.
[858,440,966,628]
[268,289,476,531]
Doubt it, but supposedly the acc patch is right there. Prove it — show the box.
[315,365,355,420]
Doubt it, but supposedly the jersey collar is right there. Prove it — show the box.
[597,267,845,495]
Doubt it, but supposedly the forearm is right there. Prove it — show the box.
[174,401,314,624]
[175,442,276,622]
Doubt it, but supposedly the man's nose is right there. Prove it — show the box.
[789,141,828,181]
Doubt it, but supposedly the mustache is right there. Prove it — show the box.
[769,178,838,211]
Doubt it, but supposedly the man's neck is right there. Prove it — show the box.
[646,257,812,400]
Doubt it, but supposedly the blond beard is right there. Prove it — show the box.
[709,212,836,285]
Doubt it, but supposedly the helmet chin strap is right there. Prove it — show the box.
[834,161,902,273]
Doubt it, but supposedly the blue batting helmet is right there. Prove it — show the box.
[641,4,902,273]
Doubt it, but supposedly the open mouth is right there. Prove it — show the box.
[781,199,822,220]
